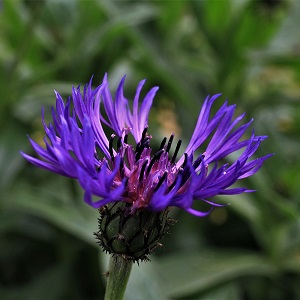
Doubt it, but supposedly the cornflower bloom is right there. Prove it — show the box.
[21,74,271,262]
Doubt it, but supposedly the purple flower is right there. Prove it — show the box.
[21,74,272,217]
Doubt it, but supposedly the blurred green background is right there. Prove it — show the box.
[1,0,300,299]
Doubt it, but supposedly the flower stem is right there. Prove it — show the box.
[104,255,133,300]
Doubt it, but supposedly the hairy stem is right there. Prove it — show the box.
[104,255,133,300]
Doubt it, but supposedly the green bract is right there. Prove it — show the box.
[95,202,174,262]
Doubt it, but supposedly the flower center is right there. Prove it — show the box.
[108,127,191,213]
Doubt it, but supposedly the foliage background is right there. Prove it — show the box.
[1,0,300,299]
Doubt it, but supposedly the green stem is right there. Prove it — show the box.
[104,255,133,300]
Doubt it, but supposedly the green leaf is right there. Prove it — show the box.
[0,124,28,191]
[14,82,74,122]
[157,250,277,299]
[6,180,99,247]
[192,282,241,300]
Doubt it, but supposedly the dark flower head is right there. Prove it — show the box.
[21,74,272,218]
